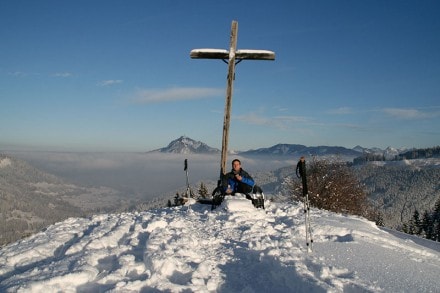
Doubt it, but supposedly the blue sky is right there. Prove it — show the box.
[1,0,439,152]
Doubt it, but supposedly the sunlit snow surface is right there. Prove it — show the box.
[1,196,439,292]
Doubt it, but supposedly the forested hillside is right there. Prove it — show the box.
[265,159,440,231]
[355,162,440,229]
[0,155,149,246]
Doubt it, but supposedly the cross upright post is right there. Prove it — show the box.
[190,20,275,184]
[221,20,238,178]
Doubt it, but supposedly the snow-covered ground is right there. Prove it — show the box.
[1,196,439,292]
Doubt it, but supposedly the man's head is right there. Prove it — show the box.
[300,156,305,162]
[232,159,241,173]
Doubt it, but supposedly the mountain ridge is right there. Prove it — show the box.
[150,136,415,158]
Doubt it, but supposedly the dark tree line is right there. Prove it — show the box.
[402,198,440,242]
[399,146,440,160]
[353,146,440,165]
[353,153,389,164]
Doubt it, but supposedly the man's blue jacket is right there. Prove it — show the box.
[222,168,254,194]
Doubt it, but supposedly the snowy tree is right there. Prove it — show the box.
[421,211,433,239]
[411,210,422,235]
[432,198,440,241]
[401,198,440,242]
[375,210,385,227]
[198,182,209,198]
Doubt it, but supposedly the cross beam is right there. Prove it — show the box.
[190,20,275,180]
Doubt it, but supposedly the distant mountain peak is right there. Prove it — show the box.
[152,136,219,154]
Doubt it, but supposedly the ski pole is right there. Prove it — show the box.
[304,193,313,251]
[184,159,192,211]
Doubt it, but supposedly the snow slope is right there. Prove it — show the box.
[1,196,439,292]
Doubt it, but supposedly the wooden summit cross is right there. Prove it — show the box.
[190,20,275,180]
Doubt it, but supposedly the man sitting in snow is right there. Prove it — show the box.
[214,159,264,209]
[222,159,254,195]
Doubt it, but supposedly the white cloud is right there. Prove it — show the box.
[53,72,72,78]
[272,106,289,112]
[235,112,309,129]
[274,115,310,123]
[382,108,437,120]
[98,80,123,86]
[8,71,28,77]
[133,87,223,104]
[327,107,353,115]
[235,112,272,126]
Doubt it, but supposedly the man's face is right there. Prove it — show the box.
[232,161,241,172]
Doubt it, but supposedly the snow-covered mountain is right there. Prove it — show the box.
[150,136,418,160]
[240,143,361,159]
[151,136,220,154]
[382,146,400,160]
[152,137,364,158]
[353,145,410,159]
[1,197,439,292]
[241,143,308,155]
[352,145,384,154]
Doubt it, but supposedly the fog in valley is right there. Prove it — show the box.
[0,150,296,246]
[2,149,440,247]
[6,151,294,198]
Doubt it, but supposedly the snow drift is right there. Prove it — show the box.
[1,197,439,292]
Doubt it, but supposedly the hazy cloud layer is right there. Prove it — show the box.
[327,107,354,115]
[235,111,311,129]
[98,80,123,86]
[52,72,72,78]
[382,108,440,120]
[7,152,292,198]
[133,87,223,104]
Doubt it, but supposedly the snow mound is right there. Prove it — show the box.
[0,201,439,292]
[220,194,258,212]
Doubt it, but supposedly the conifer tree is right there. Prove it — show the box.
[411,210,422,235]
[198,182,209,198]
[375,211,385,227]
[401,198,440,242]
[422,210,433,239]
[433,198,440,241]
